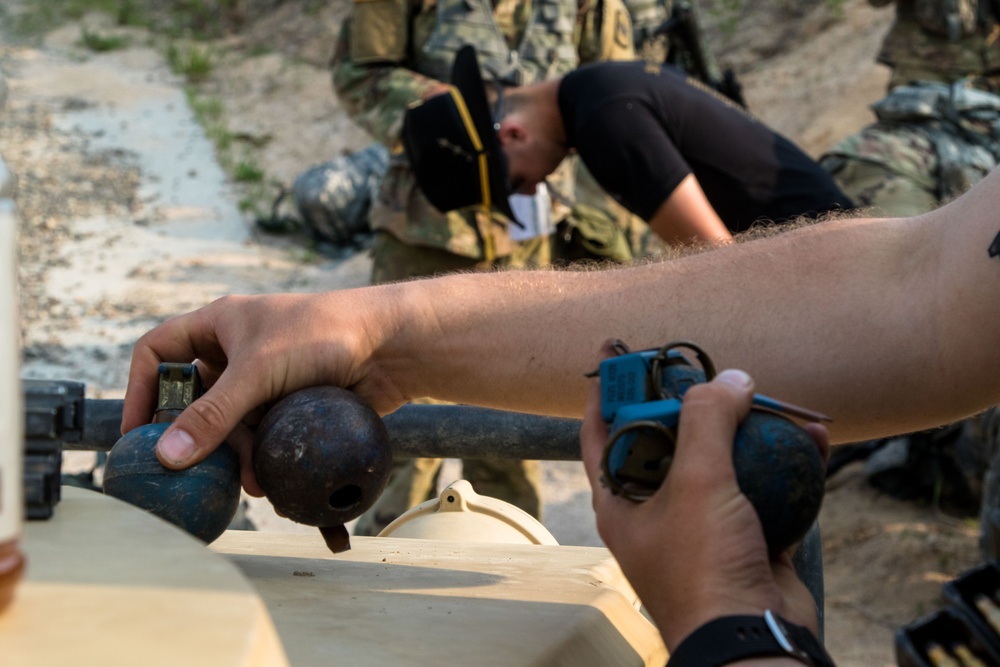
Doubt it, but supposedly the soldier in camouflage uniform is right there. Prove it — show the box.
[819,78,1000,217]
[869,0,1000,91]
[822,0,1000,214]
[331,0,668,536]
[821,0,1000,215]
[292,0,725,255]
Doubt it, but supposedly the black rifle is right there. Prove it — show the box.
[654,1,747,108]
[23,380,85,519]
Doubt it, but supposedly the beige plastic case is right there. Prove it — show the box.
[377,479,560,545]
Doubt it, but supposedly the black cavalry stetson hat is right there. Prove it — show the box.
[402,45,515,220]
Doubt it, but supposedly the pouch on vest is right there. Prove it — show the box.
[602,0,638,61]
[556,203,633,264]
[351,0,409,64]
[418,0,514,82]
[516,0,580,82]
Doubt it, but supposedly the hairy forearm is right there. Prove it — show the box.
[123,169,1000,464]
[377,173,1000,442]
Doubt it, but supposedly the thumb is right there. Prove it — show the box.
[154,373,257,469]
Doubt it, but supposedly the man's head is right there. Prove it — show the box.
[491,84,568,197]
[402,45,567,218]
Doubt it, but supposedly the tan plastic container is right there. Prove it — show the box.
[0,160,25,613]
[378,479,559,545]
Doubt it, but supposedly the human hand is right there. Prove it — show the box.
[421,82,451,100]
[580,342,829,650]
[122,289,411,495]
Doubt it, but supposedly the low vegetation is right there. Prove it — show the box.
[3,0,287,220]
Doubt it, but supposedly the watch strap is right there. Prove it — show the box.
[667,611,835,667]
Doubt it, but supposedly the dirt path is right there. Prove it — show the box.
[0,3,986,666]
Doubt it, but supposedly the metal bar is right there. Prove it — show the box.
[73,399,585,461]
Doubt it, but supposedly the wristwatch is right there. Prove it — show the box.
[667,610,836,667]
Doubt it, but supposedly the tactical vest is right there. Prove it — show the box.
[417,0,580,85]
[872,80,1000,199]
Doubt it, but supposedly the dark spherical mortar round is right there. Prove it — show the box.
[252,386,393,528]
[733,410,826,554]
[103,422,241,543]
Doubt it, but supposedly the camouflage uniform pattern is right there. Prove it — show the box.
[871,0,1000,91]
[330,0,642,266]
[292,143,389,247]
[820,79,1000,216]
[335,0,648,536]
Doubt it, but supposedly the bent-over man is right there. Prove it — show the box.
[403,46,853,246]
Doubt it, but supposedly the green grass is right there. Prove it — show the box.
[78,27,129,51]
[185,84,277,217]
[4,0,283,231]
[4,0,146,40]
[166,42,214,83]
[190,95,224,121]
[232,160,265,183]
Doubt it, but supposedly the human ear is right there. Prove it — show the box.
[496,120,526,148]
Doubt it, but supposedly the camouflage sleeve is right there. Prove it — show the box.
[330,14,445,149]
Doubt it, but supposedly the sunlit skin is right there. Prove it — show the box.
[122,167,1000,659]
[492,78,733,243]
[494,79,569,195]
[504,138,566,195]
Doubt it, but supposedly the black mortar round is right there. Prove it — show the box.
[252,386,392,527]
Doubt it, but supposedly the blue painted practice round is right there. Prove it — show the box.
[103,422,241,543]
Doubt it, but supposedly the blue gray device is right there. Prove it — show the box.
[598,341,830,554]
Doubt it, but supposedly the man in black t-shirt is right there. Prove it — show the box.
[404,46,853,246]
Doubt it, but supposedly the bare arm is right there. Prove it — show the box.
[646,173,733,244]
[124,167,1000,474]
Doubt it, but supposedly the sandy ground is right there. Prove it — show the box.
[0,2,988,665]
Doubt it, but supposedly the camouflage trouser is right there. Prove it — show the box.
[369,224,554,282]
[354,231,548,537]
[819,156,939,219]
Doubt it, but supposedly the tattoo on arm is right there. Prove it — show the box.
[990,230,1000,259]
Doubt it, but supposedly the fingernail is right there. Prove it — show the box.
[158,428,195,464]
[716,369,752,388]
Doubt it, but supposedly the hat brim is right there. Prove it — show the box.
[402,45,515,221]
[450,46,515,219]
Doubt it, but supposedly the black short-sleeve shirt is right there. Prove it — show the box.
[557,62,853,232]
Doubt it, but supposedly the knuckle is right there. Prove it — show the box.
[681,382,730,409]
[183,396,231,440]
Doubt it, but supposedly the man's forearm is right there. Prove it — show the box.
[123,167,1000,464]
[381,171,1000,443]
